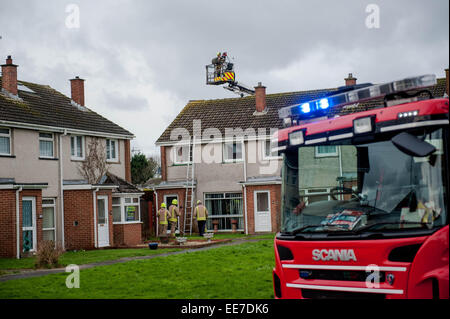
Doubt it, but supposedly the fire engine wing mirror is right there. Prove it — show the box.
[391,132,436,157]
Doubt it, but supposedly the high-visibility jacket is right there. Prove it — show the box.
[168,205,179,222]
[195,205,208,221]
[157,208,170,225]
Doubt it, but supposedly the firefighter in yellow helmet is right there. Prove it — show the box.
[194,200,209,236]
[168,199,180,237]
[157,202,170,236]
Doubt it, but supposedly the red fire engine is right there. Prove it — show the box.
[272,75,449,299]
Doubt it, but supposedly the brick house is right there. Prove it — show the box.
[150,71,449,235]
[0,56,143,258]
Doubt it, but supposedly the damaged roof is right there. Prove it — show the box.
[156,77,447,144]
[0,77,134,138]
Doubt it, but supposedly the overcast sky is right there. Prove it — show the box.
[1,0,448,156]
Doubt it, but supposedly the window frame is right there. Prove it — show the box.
[204,192,244,232]
[0,127,11,156]
[39,132,55,158]
[223,140,244,163]
[112,195,141,224]
[173,144,192,165]
[315,145,338,158]
[70,135,85,160]
[42,198,56,242]
[262,139,282,160]
[106,139,119,163]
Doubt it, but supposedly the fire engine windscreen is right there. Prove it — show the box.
[281,128,447,234]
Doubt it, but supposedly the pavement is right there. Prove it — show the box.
[0,237,271,282]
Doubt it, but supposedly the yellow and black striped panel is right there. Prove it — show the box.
[214,72,235,82]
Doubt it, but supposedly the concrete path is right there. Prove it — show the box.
[0,237,272,282]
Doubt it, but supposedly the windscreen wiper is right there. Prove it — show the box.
[355,221,429,233]
[291,224,347,235]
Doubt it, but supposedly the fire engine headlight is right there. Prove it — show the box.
[289,130,304,146]
[353,117,374,134]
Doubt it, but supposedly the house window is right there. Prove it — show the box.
[300,188,333,205]
[112,196,141,223]
[106,139,118,162]
[315,145,338,157]
[112,197,121,222]
[262,139,279,160]
[173,144,192,164]
[0,127,11,155]
[70,135,84,160]
[223,141,243,163]
[205,193,243,231]
[39,132,54,158]
[42,198,56,242]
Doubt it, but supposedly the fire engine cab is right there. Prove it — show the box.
[272,75,449,299]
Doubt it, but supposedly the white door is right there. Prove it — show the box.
[254,191,272,232]
[22,197,37,252]
[97,196,110,247]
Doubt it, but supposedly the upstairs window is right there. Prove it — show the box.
[173,144,192,164]
[223,141,243,163]
[315,145,338,157]
[106,139,118,162]
[0,128,11,155]
[263,139,280,160]
[70,135,84,160]
[39,132,54,158]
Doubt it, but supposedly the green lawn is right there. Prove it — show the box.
[0,247,181,271]
[0,240,275,299]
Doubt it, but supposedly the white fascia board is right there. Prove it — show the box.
[239,181,282,186]
[155,135,274,147]
[63,185,119,190]
[112,192,145,197]
[0,120,135,140]
[0,184,48,190]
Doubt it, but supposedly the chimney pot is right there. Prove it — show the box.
[1,55,18,95]
[345,73,357,86]
[70,76,85,106]
[254,82,266,113]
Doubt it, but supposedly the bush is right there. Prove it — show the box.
[35,240,64,269]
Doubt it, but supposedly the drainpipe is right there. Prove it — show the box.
[243,138,248,235]
[154,189,159,237]
[15,186,23,259]
[93,187,99,247]
[338,146,343,200]
[59,129,67,250]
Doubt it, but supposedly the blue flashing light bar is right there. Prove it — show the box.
[278,74,437,120]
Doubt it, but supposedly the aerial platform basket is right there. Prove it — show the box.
[206,63,235,85]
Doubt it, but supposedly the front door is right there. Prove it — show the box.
[97,196,110,247]
[254,191,272,232]
[22,197,37,252]
[164,194,179,235]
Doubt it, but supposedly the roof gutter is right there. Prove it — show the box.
[0,119,135,140]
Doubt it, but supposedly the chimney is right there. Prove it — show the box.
[254,82,266,112]
[1,55,18,96]
[445,68,449,97]
[70,76,85,106]
[345,73,357,86]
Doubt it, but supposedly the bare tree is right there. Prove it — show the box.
[78,137,109,184]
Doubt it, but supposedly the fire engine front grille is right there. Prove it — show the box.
[299,269,386,282]
[301,289,386,299]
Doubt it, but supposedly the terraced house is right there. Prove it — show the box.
[0,56,143,259]
[151,71,448,236]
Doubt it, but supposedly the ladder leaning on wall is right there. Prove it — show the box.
[183,136,196,236]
